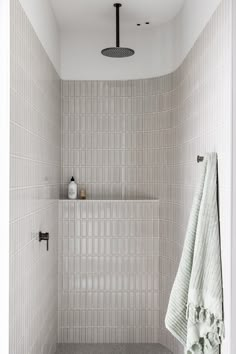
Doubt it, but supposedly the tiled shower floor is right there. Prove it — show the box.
[56,344,172,354]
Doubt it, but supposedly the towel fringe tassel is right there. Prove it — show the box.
[186,303,225,352]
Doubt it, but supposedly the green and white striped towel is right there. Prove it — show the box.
[165,153,224,354]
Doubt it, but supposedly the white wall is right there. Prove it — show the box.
[18,0,60,74]
[60,0,222,80]
[172,0,222,70]
[0,0,10,353]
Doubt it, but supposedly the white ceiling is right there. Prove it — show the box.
[50,0,185,32]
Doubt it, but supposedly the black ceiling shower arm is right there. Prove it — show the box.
[101,2,134,58]
[114,3,122,48]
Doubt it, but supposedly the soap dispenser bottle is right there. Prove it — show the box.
[68,176,77,200]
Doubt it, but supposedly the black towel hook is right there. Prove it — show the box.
[197,155,204,163]
[39,232,49,251]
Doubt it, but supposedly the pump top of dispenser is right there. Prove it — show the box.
[71,176,75,182]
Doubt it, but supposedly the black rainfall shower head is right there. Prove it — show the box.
[101,47,134,58]
[101,3,135,58]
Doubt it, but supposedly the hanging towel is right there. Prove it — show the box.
[165,153,224,354]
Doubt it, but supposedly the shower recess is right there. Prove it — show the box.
[101,3,135,58]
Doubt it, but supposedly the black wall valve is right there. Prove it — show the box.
[39,232,49,251]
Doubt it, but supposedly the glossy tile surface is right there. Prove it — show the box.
[61,77,173,201]
[58,200,160,344]
[164,1,232,353]
[10,0,61,353]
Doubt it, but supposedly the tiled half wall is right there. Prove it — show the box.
[58,200,160,344]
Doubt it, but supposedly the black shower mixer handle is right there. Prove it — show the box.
[39,231,49,251]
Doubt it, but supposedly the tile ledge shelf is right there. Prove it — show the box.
[59,199,159,202]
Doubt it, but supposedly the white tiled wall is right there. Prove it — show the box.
[10,0,61,353]
[159,0,232,352]
[60,71,176,349]
[61,77,173,201]
[58,200,160,344]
